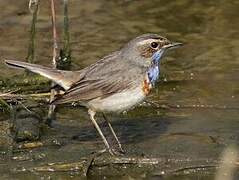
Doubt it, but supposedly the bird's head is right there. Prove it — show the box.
[121,34,182,67]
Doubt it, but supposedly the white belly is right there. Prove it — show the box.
[88,86,146,113]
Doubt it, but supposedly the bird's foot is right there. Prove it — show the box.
[118,146,126,154]
[92,147,125,156]
[108,147,125,156]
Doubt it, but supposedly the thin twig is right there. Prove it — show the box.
[50,0,58,68]
[58,0,71,70]
[26,0,39,63]
[48,0,58,121]
[63,0,70,57]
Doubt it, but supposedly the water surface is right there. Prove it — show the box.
[0,0,239,179]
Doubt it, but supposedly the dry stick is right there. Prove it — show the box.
[57,0,71,70]
[26,0,39,64]
[20,157,166,173]
[19,156,222,175]
[63,0,70,58]
[27,0,37,62]
[47,0,58,122]
[0,92,52,99]
[50,0,58,68]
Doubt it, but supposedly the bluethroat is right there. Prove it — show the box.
[5,34,182,154]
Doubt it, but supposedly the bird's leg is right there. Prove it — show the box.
[102,113,125,153]
[88,109,114,155]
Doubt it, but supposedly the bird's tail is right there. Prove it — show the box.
[5,59,81,90]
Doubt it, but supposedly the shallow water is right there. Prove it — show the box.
[0,0,239,179]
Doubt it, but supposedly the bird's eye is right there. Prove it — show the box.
[151,42,158,49]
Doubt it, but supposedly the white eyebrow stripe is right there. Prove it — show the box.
[137,39,156,45]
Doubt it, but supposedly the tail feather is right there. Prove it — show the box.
[5,59,82,90]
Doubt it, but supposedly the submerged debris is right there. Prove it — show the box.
[11,106,44,142]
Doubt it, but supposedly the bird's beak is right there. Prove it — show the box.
[163,42,183,50]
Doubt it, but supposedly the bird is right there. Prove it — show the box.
[5,34,182,155]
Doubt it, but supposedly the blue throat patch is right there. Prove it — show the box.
[147,49,164,85]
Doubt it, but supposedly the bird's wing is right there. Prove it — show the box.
[4,52,121,90]
[52,72,136,104]
[52,51,143,104]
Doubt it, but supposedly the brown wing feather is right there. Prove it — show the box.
[52,77,134,104]
[51,51,144,105]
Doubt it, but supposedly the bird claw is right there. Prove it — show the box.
[108,148,125,156]
[118,146,126,154]
[92,148,125,156]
